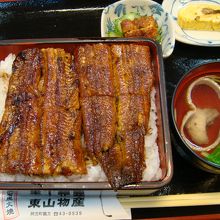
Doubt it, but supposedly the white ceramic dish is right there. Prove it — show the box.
[162,0,220,46]
[101,0,175,58]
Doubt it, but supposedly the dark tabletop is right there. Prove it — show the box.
[1,0,220,197]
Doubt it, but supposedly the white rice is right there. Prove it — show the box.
[143,88,162,181]
[0,54,16,121]
[0,54,161,183]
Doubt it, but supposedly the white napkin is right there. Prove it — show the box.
[0,190,131,220]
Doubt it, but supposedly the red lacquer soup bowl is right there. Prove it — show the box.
[172,62,220,173]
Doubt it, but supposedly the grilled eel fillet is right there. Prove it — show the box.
[0,48,42,174]
[75,44,116,164]
[75,43,154,188]
[0,48,86,175]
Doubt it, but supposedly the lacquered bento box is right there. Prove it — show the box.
[0,38,173,195]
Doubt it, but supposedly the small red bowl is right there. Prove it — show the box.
[171,61,220,174]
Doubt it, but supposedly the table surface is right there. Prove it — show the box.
[0,0,220,215]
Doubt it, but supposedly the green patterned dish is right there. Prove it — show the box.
[101,0,175,58]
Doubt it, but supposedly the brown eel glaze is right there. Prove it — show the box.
[0,43,154,189]
[41,48,86,175]
[0,48,43,174]
[112,44,154,187]
[0,48,86,175]
[76,43,154,189]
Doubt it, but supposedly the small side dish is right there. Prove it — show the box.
[178,3,220,31]
[107,13,161,41]
[162,0,220,46]
[101,0,175,58]
[172,62,220,172]
[120,15,159,39]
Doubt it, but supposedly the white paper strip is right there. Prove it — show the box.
[119,192,220,209]
[0,190,131,220]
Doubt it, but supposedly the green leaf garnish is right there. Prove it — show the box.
[204,144,220,165]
